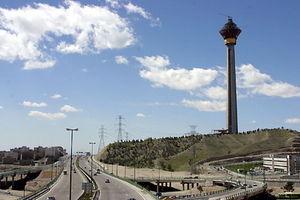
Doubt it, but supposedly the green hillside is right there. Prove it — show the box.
[98,128,298,171]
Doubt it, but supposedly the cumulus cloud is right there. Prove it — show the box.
[182,99,226,112]
[0,1,135,69]
[136,113,146,118]
[124,2,151,19]
[105,0,120,8]
[136,55,218,90]
[0,106,3,109]
[124,2,160,27]
[28,111,66,120]
[22,101,47,107]
[203,86,227,100]
[285,118,300,124]
[237,64,272,88]
[238,64,300,98]
[115,56,129,64]
[51,94,62,99]
[23,60,56,70]
[60,105,80,112]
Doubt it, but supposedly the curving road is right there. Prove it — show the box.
[37,156,86,200]
[79,156,155,200]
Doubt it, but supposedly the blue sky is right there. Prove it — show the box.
[0,0,300,152]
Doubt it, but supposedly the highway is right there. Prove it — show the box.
[37,156,86,200]
[78,156,156,200]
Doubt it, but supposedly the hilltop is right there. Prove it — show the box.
[97,128,299,171]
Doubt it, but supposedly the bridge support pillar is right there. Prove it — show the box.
[11,175,15,189]
[169,182,172,188]
[187,183,190,190]
[182,183,185,191]
[192,183,194,188]
[156,181,160,193]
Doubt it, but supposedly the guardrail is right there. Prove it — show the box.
[20,159,68,200]
[221,183,267,200]
[92,157,159,200]
[21,166,64,200]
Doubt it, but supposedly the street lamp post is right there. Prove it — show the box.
[66,128,79,200]
[89,142,96,181]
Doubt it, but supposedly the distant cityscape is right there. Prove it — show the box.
[0,146,67,165]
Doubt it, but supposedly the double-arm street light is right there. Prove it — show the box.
[89,142,96,181]
[66,128,79,200]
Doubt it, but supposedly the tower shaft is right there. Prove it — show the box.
[227,44,238,134]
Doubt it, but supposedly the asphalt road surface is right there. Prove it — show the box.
[79,157,155,200]
[37,156,86,200]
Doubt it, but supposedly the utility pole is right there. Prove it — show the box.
[89,142,96,181]
[66,128,79,200]
[125,132,129,141]
[98,126,105,153]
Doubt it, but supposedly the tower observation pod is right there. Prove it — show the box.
[219,18,241,134]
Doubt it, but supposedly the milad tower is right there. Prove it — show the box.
[219,18,241,134]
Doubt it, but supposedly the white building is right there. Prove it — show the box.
[263,154,300,175]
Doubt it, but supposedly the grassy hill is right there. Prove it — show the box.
[98,128,298,171]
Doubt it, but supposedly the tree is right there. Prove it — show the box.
[283,182,294,192]
[197,185,203,193]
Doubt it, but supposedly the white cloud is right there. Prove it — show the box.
[51,94,62,99]
[124,2,160,27]
[136,56,218,90]
[28,111,66,120]
[0,1,135,69]
[115,56,129,64]
[22,101,47,107]
[0,106,3,109]
[105,0,120,8]
[238,64,300,98]
[250,120,257,124]
[60,105,80,112]
[23,60,56,70]
[82,68,88,72]
[147,102,178,106]
[124,2,151,19]
[182,99,226,112]
[285,118,300,124]
[135,55,170,69]
[238,64,272,88]
[136,113,145,118]
[203,86,227,100]
[252,82,300,98]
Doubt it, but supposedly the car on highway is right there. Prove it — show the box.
[47,197,56,200]
[127,198,136,200]
[105,179,110,183]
